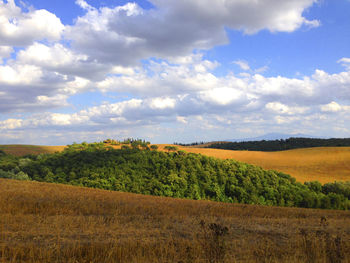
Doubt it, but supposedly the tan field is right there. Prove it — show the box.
[1,179,349,262]
[159,145,350,184]
[2,144,350,183]
[0,145,66,156]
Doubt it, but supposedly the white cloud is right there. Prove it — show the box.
[0,0,64,46]
[96,55,222,96]
[338,57,350,70]
[321,101,350,113]
[75,0,95,11]
[265,102,308,115]
[233,60,250,71]
[17,42,86,68]
[0,118,22,130]
[2,0,350,145]
[65,0,319,65]
[2,49,350,128]
[150,97,176,110]
[199,87,246,106]
[176,116,188,124]
[0,64,42,85]
[255,65,269,74]
[0,46,13,62]
[16,42,111,80]
[0,61,90,113]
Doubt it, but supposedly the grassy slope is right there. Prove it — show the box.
[1,179,349,262]
[2,144,350,183]
[0,145,66,156]
[161,145,350,184]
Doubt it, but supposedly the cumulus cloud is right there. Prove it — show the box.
[321,101,350,113]
[2,58,350,132]
[16,42,112,80]
[265,102,308,115]
[0,118,22,130]
[199,87,246,106]
[2,0,350,144]
[65,0,319,65]
[0,61,90,113]
[0,0,64,46]
[96,55,222,96]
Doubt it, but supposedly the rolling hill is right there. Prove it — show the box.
[163,145,350,184]
[1,144,350,184]
[0,144,66,156]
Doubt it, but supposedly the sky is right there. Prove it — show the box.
[0,0,350,145]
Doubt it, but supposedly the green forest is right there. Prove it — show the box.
[205,137,350,151]
[1,143,350,210]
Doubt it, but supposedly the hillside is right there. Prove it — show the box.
[2,144,350,210]
[1,179,349,262]
[174,146,350,184]
[1,143,350,184]
[0,145,66,156]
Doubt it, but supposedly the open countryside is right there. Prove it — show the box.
[174,146,350,184]
[1,0,350,262]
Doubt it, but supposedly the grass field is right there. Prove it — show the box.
[0,145,66,156]
[2,144,350,183]
[1,179,349,262]
[158,145,350,184]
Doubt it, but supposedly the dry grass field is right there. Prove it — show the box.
[2,144,350,183]
[0,145,66,157]
[161,145,350,184]
[1,179,349,263]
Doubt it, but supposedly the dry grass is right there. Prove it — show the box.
[0,145,66,157]
[169,146,350,184]
[1,179,350,262]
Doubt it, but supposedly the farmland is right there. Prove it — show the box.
[161,145,350,184]
[1,179,349,262]
[0,145,66,157]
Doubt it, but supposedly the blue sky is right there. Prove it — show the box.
[0,0,350,145]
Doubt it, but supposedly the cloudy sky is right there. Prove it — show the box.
[0,0,350,145]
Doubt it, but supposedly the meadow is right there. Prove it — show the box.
[1,179,349,262]
[164,146,350,184]
[0,145,65,157]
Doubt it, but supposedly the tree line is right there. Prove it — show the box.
[0,142,349,209]
[206,137,350,151]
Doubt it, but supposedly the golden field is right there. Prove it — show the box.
[1,179,349,262]
[0,145,66,157]
[2,144,350,183]
[171,146,350,184]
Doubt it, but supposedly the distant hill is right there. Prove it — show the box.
[206,137,350,152]
[174,133,320,147]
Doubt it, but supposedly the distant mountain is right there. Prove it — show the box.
[226,133,321,142]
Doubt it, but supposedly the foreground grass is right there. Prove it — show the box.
[1,179,349,262]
